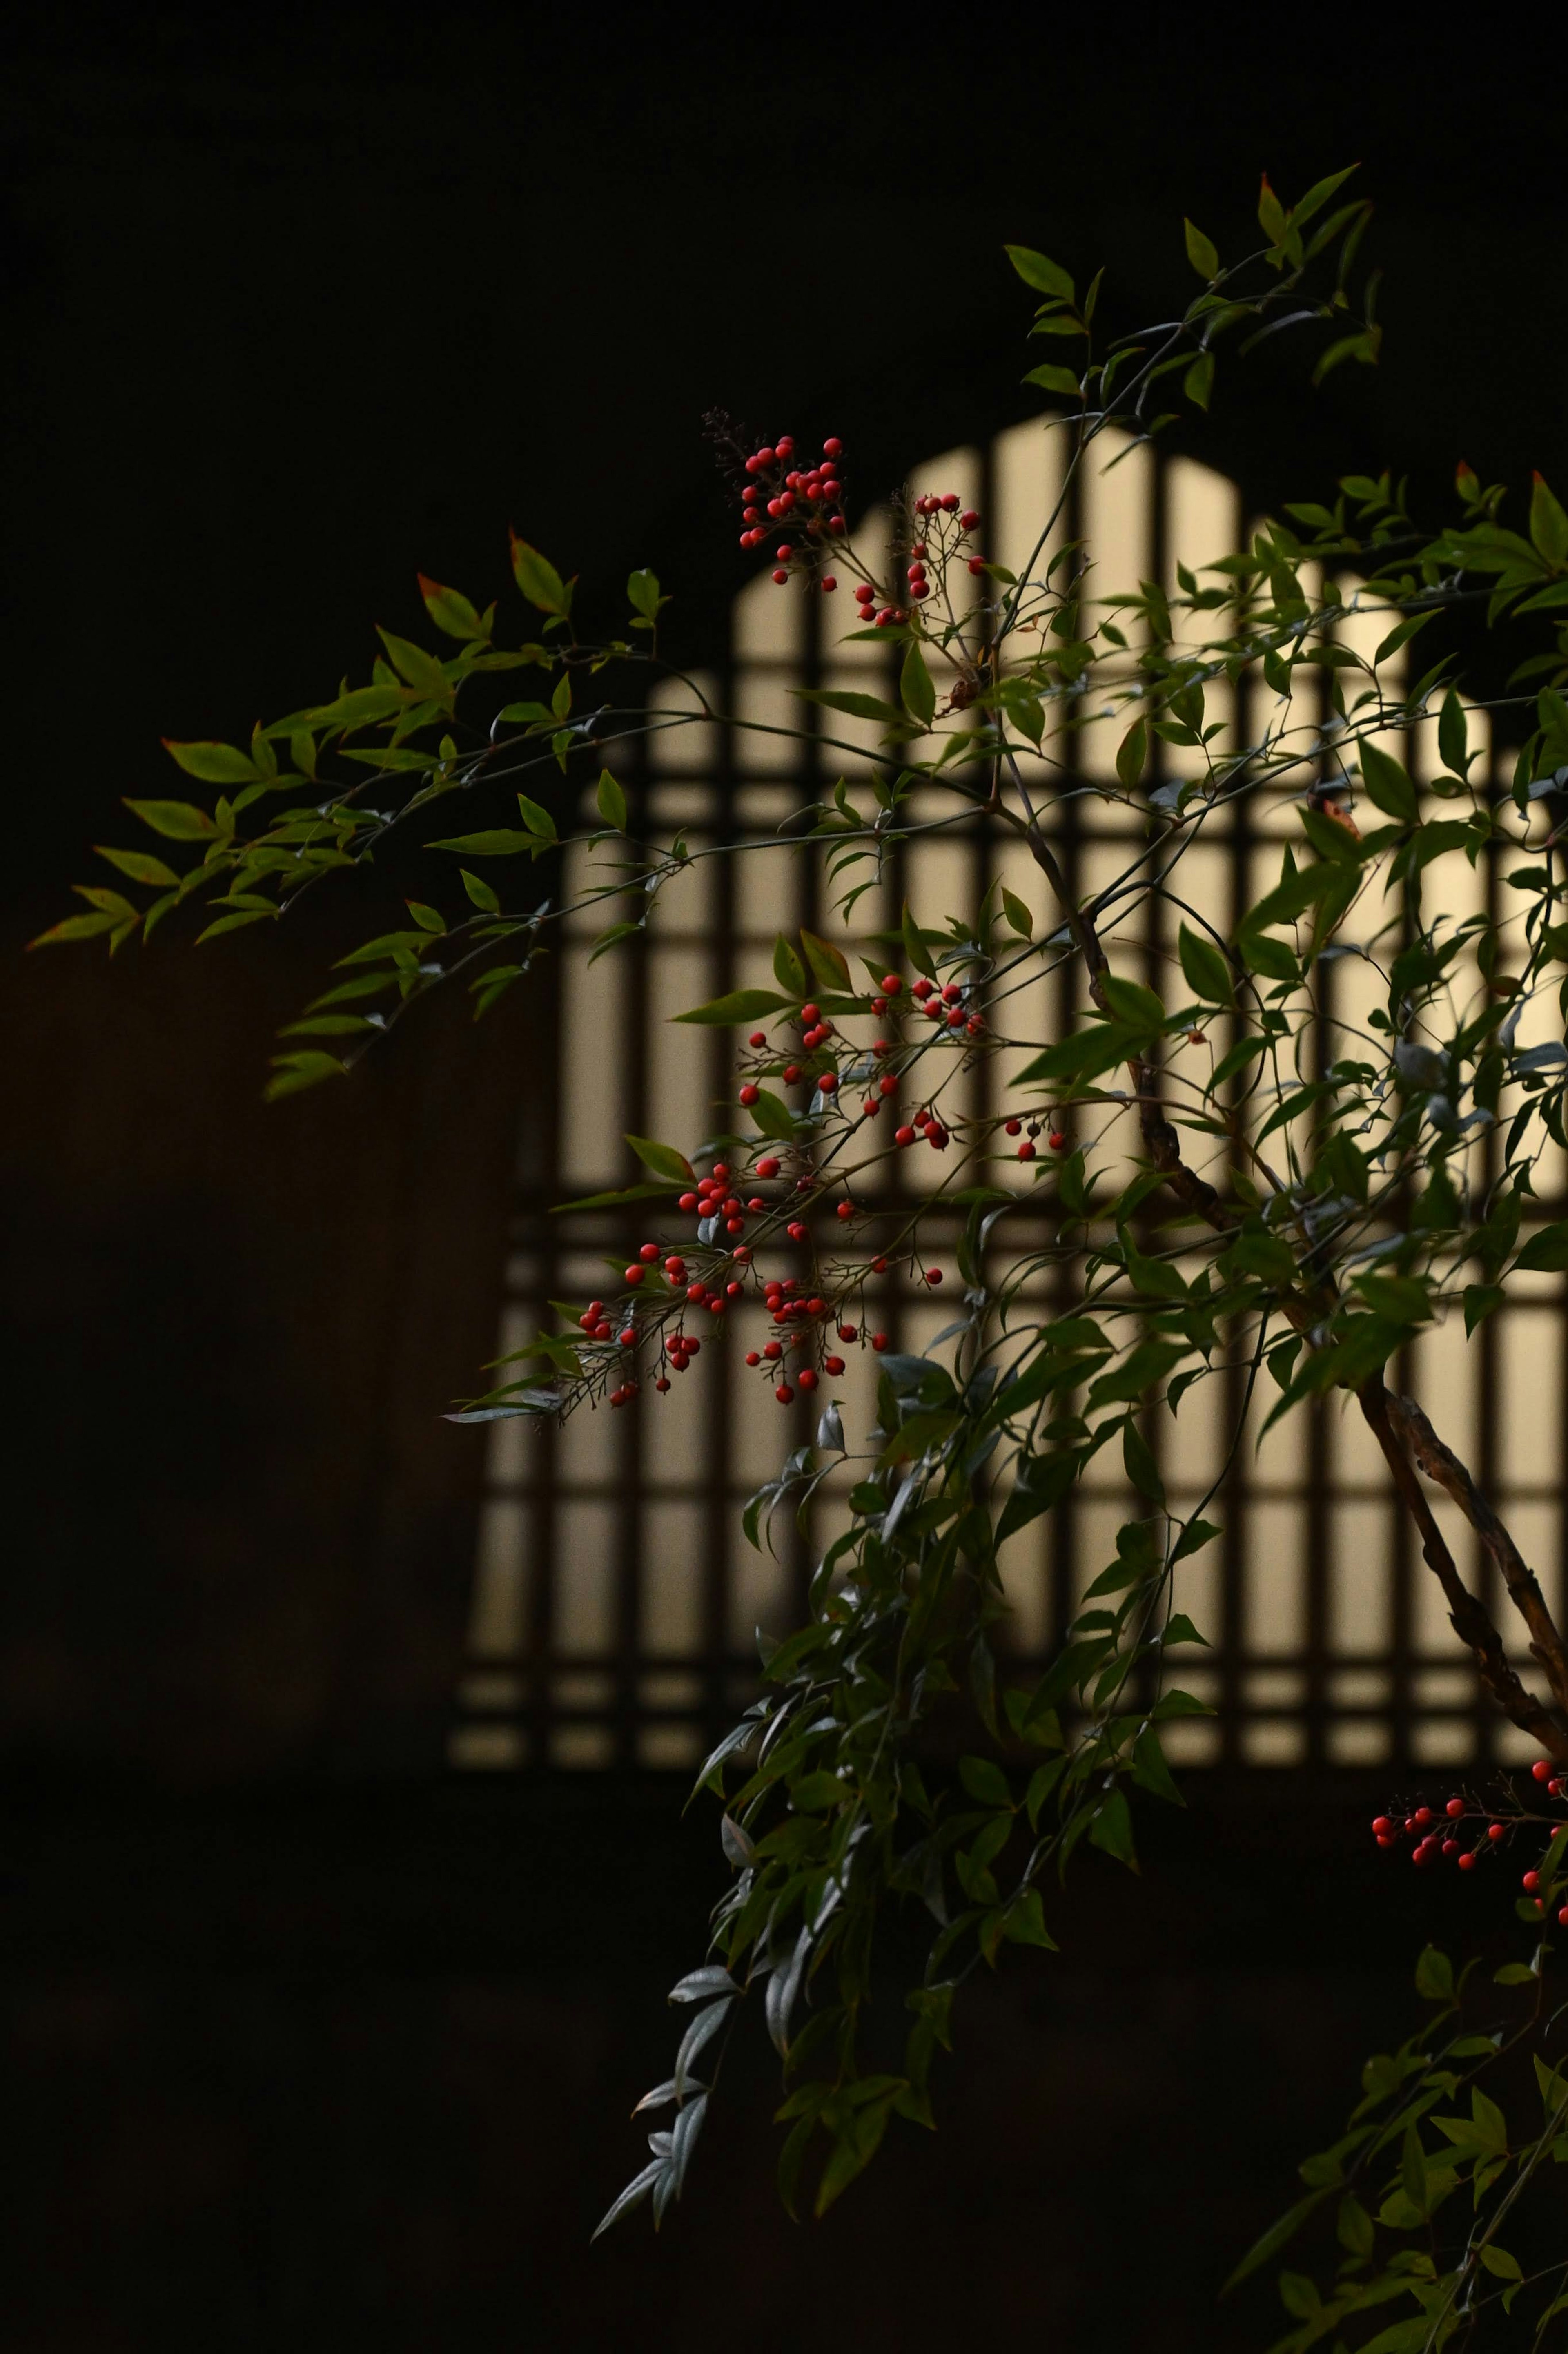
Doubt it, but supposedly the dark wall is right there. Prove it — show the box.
[4,16,1568,2348]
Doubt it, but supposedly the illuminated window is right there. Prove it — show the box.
[450,419,1566,1774]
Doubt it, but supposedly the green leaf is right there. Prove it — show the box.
[124,798,218,840]
[1531,473,1568,569]
[461,868,501,914]
[1357,740,1419,823]
[1004,244,1075,301]
[1221,2189,1332,2294]
[626,1134,695,1183]
[1002,1889,1058,1948]
[773,934,808,996]
[1183,352,1215,412]
[1183,219,1219,279]
[417,574,488,641]
[901,901,937,980]
[1177,923,1232,1004]
[264,1050,346,1100]
[29,910,118,946]
[1131,1724,1183,1805]
[626,567,663,621]
[901,640,936,729]
[1087,1789,1137,1869]
[675,988,793,1026]
[1001,888,1033,938]
[1022,362,1082,398]
[375,627,448,696]
[160,738,259,784]
[958,1756,1012,1809]
[795,687,909,729]
[428,830,546,857]
[790,1771,845,1812]
[509,532,570,615]
[1515,1222,1568,1271]
[1479,2244,1522,2283]
[596,769,628,831]
[1414,1945,1454,2003]
[94,845,180,887]
[800,929,852,991]
[1115,717,1147,786]
[515,794,557,840]
[746,1088,796,1141]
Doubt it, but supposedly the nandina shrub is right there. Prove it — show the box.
[38,166,1568,2336]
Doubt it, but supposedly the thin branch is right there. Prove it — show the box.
[1357,1373,1568,1761]
[1386,1391,1568,1716]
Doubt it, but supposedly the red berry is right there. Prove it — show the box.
[895,1125,916,1147]
[745,1351,760,1367]
[771,568,788,586]
[924,1268,943,1286]
[912,978,933,999]
[748,1029,767,1047]
[1048,1131,1067,1151]
[1534,1760,1554,1782]
[687,1282,705,1303]
[756,1157,780,1178]
[624,1265,645,1285]
[878,1073,897,1096]
[1376,1834,1394,1848]
[871,1256,887,1273]
[1458,1852,1477,1870]
[593,1321,612,1341]
[1413,1807,1433,1828]
[783,1063,802,1084]
[1446,1798,1465,1818]
[637,1242,659,1263]
[959,509,980,530]
[1441,1838,1458,1856]
[824,1355,845,1376]
[836,1202,853,1221]
[798,1369,818,1393]
[882,975,902,995]
[763,1342,782,1361]
[775,1383,794,1404]
[1553,1780,1567,1797]
[618,1326,637,1347]
[787,1221,808,1242]
[1559,1904,1568,1926]
[1524,1870,1542,1891]
[818,1071,839,1094]
[1488,1823,1506,1842]
[655,1377,670,1392]
[821,576,837,593]
[739,1083,759,1106]
[871,1333,889,1351]
[1371,1817,1393,1836]
[823,436,842,457]
[967,556,985,575]
[1018,1141,1036,1161]
[940,493,960,512]
[679,1191,698,1212]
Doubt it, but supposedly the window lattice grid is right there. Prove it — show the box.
[451,421,1568,1774]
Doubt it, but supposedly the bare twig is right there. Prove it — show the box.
[1359,1374,1568,1761]
[1386,1391,1568,1716]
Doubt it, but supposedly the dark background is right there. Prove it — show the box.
[3,11,1566,2347]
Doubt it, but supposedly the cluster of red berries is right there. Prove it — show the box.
[739,1283,886,1403]
[894,1110,951,1152]
[1004,1115,1068,1161]
[676,1164,766,1242]
[841,495,990,630]
[737,435,848,588]
[911,975,984,1037]
[1371,1759,1568,1920]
